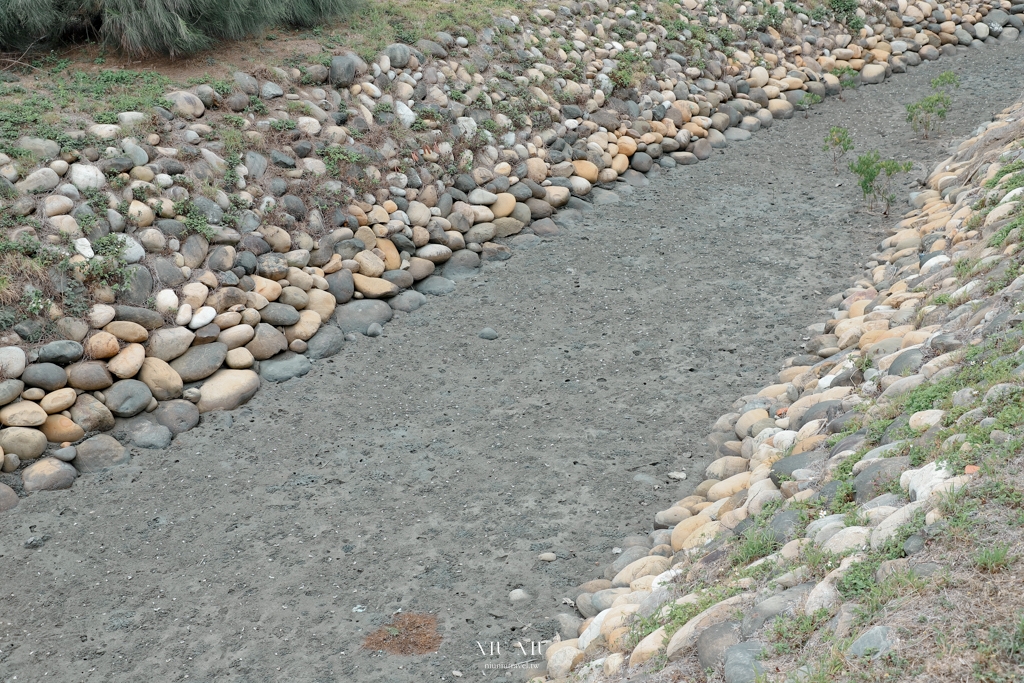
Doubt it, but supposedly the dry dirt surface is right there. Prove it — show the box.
[3,42,1024,682]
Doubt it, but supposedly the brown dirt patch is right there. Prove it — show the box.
[362,612,443,655]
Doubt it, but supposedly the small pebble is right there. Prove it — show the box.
[478,327,498,340]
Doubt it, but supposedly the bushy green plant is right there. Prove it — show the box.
[824,126,854,175]
[906,70,959,139]
[849,150,913,214]
[906,93,952,139]
[0,0,357,57]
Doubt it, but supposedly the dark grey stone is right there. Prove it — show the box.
[415,276,455,296]
[771,452,824,486]
[21,363,68,391]
[854,456,912,503]
[330,54,361,87]
[117,264,153,307]
[103,379,153,418]
[259,302,301,326]
[114,305,165,330]
[259,352,311,382]
[742,583,815,636]
[723,640,763,683]
[305,326,345,360]
[697,621,742,671]
[847,625,895,659]
[389,290,427,313]
[324,269,355,303]
[332,300,394,334]
[151,399,200,435]
[130,421,173,449]
[36,340,83,365]
[169,343,227,383]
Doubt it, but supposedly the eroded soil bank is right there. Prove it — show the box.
[2,42,1023,682]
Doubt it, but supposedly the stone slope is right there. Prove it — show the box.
[540,94,1024,682]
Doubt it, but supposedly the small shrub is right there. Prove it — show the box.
[824,126,854,175]
[849,151,913,214]
[906,93,952,139]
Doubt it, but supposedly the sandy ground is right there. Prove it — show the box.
[3,42,1024,683]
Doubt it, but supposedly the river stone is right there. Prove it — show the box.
[0,482,17,511]
[848,625,895,659]
[73,434,129,472]
[246,324,288,360]
[305,326,345,359]
[442,249,481,280]
[389,290,427,312]
[169,343,228,382]
[259,302,301,326]
[152,399,201,435]
[854,457,911,503]
[0,426,47,459]
[66,361,114,391]
[103,379,153,417]
[137,357,183,400]
[21,363,68,391]
[741,583,815,636]
[130,421,173,449]
[0,379,25,409]
[0,346,27,379]
[325,269,355,303]
[146,327,196,362]
[115,305,165,330]
[70,394,115,432]
[0,400,47,427]
[166,91,205,118]
[415,276,455,295]
[697,621,742,671]
[36,340,84,365]
[333,300,394,334]
[723,641,764,683]
[22,457,78,492]
[259,352,311,382]
[196,369,260,412]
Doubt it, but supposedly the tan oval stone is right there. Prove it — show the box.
[352,272,399,298]
[0,426,47,459]
[490,193,516,219]
[284,310,322,343]
[252,276,281,302]
[40,388,78,414]
[670,514,712,551]
[137,357,183,400]
[354,250,385,277]
[706,471,752,502]
[304,289,336,322]
[40,415,85,443]
[104,321,148,343]
[196,369,260,413]
[22,456,77,491]
[572,160,599,182]
[0,401,47,427]
[107,343,146,379]
[217,324,256,350]
[84,331,120,359]
[735,409,769,438]
[225,347,254,369]
[375,238,401,270]
[611,556,670,587]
